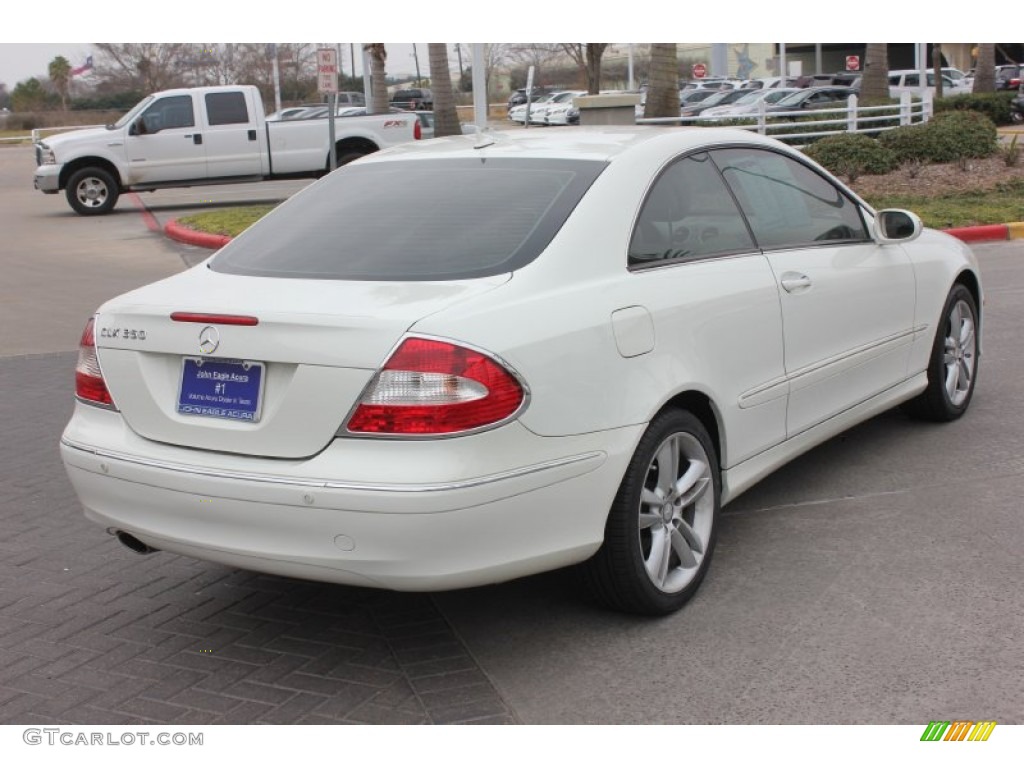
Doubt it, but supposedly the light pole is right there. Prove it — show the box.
[412,43,422,86]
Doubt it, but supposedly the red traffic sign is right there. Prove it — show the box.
[692,63,707,79]
[846,55,860,71]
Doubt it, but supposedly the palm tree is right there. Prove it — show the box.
[644,43,678,119]
[48,56,71,112]
[972,44,996,93]
[363,44,389,114]
[428,44,460,137]
[932,43,944,99]
[860,44,889,103]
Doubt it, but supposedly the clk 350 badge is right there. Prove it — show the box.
[100,327,147,340]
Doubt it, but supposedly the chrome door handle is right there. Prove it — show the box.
[780,273,812,293]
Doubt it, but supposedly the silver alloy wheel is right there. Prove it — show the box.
[943,298,977,407]
[638,431,715,594]
[75,176,110,209]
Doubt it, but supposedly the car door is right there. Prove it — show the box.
[124,94,206,185]
[712,147,916,437]
[627,152,788,466]
[202,90,265,179]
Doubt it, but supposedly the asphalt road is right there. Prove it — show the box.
[1,145,1022,725]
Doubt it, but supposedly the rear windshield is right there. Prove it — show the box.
[211,157,607,281]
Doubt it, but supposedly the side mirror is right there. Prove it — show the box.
[875,209,922,244]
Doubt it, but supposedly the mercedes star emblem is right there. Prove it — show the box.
[198,326,220,355]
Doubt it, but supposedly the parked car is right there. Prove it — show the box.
[680,89,759,119]
[508,92,558,124]
[390,88,433,110]
[61,127,981,616]
[764,86,859,114]
[700,88,801,119]
[540,91,588,125]
[995,65,1022,91]
[507,87,551,109]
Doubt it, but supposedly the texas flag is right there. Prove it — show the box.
[71,55,93,77]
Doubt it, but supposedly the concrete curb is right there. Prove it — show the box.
[164,219,232,250]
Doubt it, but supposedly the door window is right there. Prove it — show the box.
[139,96,195,133]
[712,148,868,250]
[205,92,250,126]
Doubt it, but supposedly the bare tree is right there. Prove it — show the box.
[973,44,996,93]
[644,43,678,119]
[48,56,71,111]
[364,44,389,114]
[561,44,609,94]
[93,44,190,92]
[860,43,889,102]
[428,44,460,138]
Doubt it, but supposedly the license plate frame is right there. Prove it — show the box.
[176,357,266,423]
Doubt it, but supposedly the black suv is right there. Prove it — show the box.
[390,89,433,110]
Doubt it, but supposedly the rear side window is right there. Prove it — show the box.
[211,158,607,280]
[205,92,249,126]
[629,152,755,266]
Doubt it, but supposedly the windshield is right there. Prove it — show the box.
[776,89,814,107]
[699,92,731,107]
[112,95,155,129]
[764,90,795,104]
[211,158,608,281]
[732,92,764,105]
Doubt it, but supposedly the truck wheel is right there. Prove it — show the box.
[336,150,368,167]
[66,167,120,215]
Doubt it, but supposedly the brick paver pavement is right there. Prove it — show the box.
[0,352,517,725]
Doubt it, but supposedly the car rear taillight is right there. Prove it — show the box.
[414,118,422,140]
[346,337,525,435]
[75,317,115,408]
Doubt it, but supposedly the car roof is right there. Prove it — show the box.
[363,126,787,165]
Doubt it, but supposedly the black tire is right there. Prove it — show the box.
[66,166,120,215]
[580,409,720,615]
[902,283,979,421]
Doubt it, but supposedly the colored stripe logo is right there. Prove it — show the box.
[921,720,996,741]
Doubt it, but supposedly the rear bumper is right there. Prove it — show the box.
[60,404,642,591]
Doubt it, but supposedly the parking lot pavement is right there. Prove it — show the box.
[2,143,1022,725]
[0,355,516,725]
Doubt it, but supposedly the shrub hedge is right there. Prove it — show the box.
[878,110,998,163]
[933,92,1017,125]
[804,133,899,178]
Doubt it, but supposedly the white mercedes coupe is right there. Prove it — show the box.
[60,127,982,615]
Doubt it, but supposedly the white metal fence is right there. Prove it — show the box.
[0,124,108,145]
[635,93,933,145]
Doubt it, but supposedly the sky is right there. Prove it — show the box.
[0,43,427,87]
[0,6,991,87]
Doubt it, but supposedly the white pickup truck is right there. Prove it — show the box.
[33,84,422,215]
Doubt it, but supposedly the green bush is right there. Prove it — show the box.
[804,133,899,179]
[879,110,998,163]
[933,92,1017,125]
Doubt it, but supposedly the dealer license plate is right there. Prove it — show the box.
[177,358,265,423]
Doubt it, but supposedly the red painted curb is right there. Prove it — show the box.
[943,224,1009,243]
[163,219,1014,250]
[165,219,232,250]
